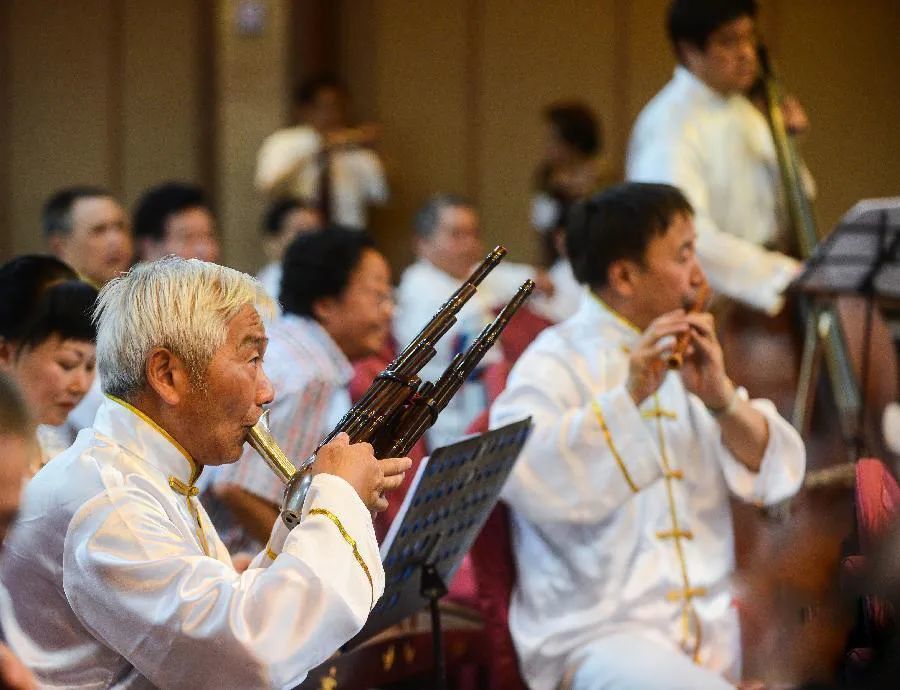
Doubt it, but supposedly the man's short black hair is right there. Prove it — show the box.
[280,227,375,318]
[263,197,316,236]
[292,74,346,108]
[42,186,111,238]
[0,255,98,352]
[667,0,757,56]
[133,182,211,242]
[413,194,475,240]
[567,182,693,289]
[545,101,601,157]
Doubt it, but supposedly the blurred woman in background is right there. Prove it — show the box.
[530,101,603,322]
[0,255,98,468]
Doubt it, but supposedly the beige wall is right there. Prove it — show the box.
[0,0,207,261]
[2,1,899,274]
[340,0,900,270]
[215,0,290,273]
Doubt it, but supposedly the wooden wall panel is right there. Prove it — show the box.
[2,0,207,260]
[214,0,290,272]
[0,1,11,258]
[120,0,204,207]
[2,1,898,274]
[477,0,618,263]
[774,0,900,232]
[8,0,116,255]
[341,0,471,270]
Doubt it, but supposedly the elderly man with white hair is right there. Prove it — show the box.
[0,257,410,689]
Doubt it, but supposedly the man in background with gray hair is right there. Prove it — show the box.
[393,194,502,450]
[0,257,410,689]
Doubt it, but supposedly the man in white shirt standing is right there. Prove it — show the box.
[0,256,410,689]
[490,183,805,690]
[210,228,395,555]
[627,0,806,316]
[255,75,388,229]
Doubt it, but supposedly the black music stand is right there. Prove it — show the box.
[345,418,533,690]
[792,198,900,458]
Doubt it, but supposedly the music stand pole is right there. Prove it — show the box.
[855,210,897,457]
[421,562,449,690]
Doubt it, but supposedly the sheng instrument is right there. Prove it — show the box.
[248,246,534,528]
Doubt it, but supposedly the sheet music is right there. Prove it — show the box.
[842,197,900,225]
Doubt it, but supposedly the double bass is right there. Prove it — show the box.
[726,46,898,685]
[720,46,897,471]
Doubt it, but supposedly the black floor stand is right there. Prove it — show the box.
[421,563,449,690]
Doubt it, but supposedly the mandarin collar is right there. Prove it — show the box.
[672,65,733,108]
[577,288,643,346]
[95,396,201,487]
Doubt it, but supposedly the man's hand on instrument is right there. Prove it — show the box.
[312,433,412,513]
[781,94,809,135]
[626,309,690,405]
[678,312,733,408]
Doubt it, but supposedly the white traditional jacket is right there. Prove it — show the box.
[255,125,388,229]
[394,259,501,450]
[627,66,804,315]
[0,397,383,689]
[490,292,805,690]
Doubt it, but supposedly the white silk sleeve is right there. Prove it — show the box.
[491,349,663,524]
[255,129,319,193]
[352,149,389,204]
[690,395,805,506]
[629,131,800,315]
[63,473,382,690]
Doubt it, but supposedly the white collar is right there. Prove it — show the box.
[94,396,201,489]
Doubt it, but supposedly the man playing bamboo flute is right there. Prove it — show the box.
[490,183,805,689]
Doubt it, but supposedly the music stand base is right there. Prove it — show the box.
[421,562,449,690]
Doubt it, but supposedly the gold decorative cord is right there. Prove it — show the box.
[309,508,374,610]
[169,476,211,557]
[591,400,639,493]
[652,393,703,662]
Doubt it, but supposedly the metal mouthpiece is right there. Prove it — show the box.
[247,410,316,529]
[247,410,296,485]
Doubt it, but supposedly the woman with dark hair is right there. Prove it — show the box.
[0,255,98,467]
[530,101,603,322]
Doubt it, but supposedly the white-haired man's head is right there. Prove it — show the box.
[95,257,274,399]
[94,257,276,465]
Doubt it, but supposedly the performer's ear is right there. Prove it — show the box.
[312,296,339,330]
[144,347,187,406]
[607,259,637,299]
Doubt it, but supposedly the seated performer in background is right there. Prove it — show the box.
[0,256,98,465]
[394,194,506,450]
[255,74,388,229]
[627,0,806,315]
[256,197,323,301]
[43,185,133,290]
[0,256,410,688]
[530,100,602,323]
[490,183,805,690]
[0,372,39,690]
[209,228,394,555]
[42,186,132,444]
[133,181,221,263]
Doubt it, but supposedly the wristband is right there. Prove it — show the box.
[706,380,741,419]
